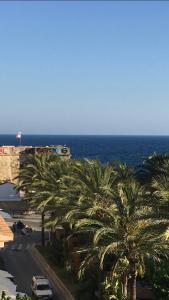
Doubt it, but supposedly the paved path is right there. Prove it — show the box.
[1,231,63,300]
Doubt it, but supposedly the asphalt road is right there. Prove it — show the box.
[1,230,64,300]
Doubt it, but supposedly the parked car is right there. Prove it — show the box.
[31,275,53,299]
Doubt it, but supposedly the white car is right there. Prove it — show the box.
[31,276,53,300]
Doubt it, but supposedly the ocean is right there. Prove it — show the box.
[1,134,169,165]
[1,135,169,201]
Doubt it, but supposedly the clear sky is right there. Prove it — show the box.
[0,1,169,135]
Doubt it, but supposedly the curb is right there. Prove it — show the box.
[30,245,75,300]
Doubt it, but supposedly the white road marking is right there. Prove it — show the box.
[8,243,32,251]
[11,244,16,250]
[25,244,31,250]
[17,244,23,250]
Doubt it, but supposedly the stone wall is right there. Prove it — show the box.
[0,155,20,184]
[0,145,71,184]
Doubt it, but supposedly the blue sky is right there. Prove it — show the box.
[0,2,169,135]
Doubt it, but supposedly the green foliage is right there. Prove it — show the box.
[16,295,31,300]
[76,268,98,300]
[102,276,127,300]
[145,258,169,300]
[135,152,169,185]
[0,292,31,300]
[17,154,169,300]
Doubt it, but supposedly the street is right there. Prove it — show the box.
[1,216,65,300]
[1,232,42,294]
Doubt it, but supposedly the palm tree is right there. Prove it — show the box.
[65,163,169,300]
[135,153,169,186]
[16,153,60,245]
[17,156,169,300]
[32,158,74,245]
[150,159,169,226]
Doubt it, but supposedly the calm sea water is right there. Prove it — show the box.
[0,134,169,165]
[1,135,169,201]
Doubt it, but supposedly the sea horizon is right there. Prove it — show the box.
[2,134,169,201]
[2,134,169,137]
[0,135,169,166]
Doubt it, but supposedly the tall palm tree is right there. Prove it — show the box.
[17,156,169,300]
[65,164,169,300]
[33,158,74,241]
[17,153,59,245]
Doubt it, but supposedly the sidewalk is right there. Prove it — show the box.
[30,245,75,300]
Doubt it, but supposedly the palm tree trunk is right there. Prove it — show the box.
[41,210,45,246]
[130,262,137,300]
[50,212,55,245]
[98,270,104,299]
[122,273,128,298]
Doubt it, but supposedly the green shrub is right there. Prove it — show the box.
[0,292,31,300]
